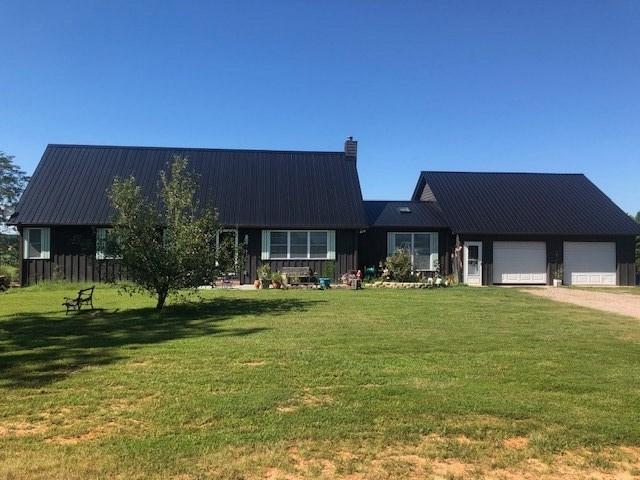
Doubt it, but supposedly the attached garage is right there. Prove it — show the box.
[493,241,547,284]
[563,242,616,286]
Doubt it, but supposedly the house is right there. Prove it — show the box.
[10,139,639,287]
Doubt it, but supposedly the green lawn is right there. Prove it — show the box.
[1,284,639,479]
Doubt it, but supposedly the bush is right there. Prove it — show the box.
[0,234,19,267]
[384,249,414,282]
[0,264,17,283]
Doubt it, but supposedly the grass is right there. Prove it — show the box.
[1,284,639,479]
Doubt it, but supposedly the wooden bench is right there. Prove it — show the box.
[280,266,315,286]
[62,286,95,314]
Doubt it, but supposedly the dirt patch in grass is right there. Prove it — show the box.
[0,421,47,438]
[504,436,529,449]
[45,421,121,445]
[302,393,333,407]
[211,440,640,480]
[277,390,334,413]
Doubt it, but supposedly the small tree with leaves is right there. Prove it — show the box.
[0,152,29,232]
[108,156,233,309]
[635,211,640,272]
[385,248,414,282]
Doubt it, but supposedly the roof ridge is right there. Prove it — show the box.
[363,199,428,203]
[46,143,344,156]
[422,170,585,176]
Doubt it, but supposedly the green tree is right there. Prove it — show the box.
[0,152,29,231]
[108,156,233,309]
[635,211,640,272]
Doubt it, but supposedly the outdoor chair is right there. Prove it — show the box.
[62,286,95,314]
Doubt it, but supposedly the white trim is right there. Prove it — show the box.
[327,230,336,260]
[23,227,50,260]
[261,230,270,260]
[387,232,438,271]
[262,230,333,260]
[463,241,482,285]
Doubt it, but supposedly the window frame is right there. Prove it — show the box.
[263,230,334,260]
[387,231,439,271]
[23,227,50,260]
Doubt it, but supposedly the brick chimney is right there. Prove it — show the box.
[344,136,357,162]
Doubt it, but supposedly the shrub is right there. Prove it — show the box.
[257,263,271,280]
[384,249,414,282]
[0,264,17,282]
[323,261,336,280]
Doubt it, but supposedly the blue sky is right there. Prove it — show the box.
[1,0,639,213]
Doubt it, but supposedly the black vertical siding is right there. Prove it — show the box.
[481,239,493,285]
[462,235,634,286]
[438,231,452,275]
[19,227,637,287]
[357,228,450,274]
[20,226,126,286]
[239,228,358,284]
[546,238,563,286]
[616,236,636,286]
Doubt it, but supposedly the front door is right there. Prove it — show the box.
[464,241,482,285]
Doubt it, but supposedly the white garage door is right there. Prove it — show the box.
[493,241,547,284]
[564,242,616,286]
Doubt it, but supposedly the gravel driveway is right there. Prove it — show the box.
[522,287,640,319]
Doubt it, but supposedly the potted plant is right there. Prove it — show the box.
[553,267,563,287]
[258,264,271,289]
[319,261,335,289]
[271,271,283,289]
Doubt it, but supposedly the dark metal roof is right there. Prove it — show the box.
[364,201,448,228]
[413,171,640,236]
[11,144,368,228]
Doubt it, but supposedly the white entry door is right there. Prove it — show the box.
[464,241,482,285]
[563,242,616,286]
[493,241,547,284]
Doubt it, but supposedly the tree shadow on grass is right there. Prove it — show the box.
[0,297,322,388]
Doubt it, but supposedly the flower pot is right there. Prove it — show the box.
[253,280,260,289]
[260,279,271,289]
[272,281,281,289]
[553,279,562,287]
[319,277,331,289]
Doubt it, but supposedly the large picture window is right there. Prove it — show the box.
[262,230,335,260]
[23,227,50,260]
[387,232,438,271]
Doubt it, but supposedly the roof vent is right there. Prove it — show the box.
[344,136,357,161]
[398,206,411,213]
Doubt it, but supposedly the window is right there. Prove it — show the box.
[262,230,335,260]
[388,232,438,271]
[96,228,121,260]
[269,231,288,258]
[290,232,308,258]
[309,232,328,258]
[23,228,50,259]
[467,245,479,275]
